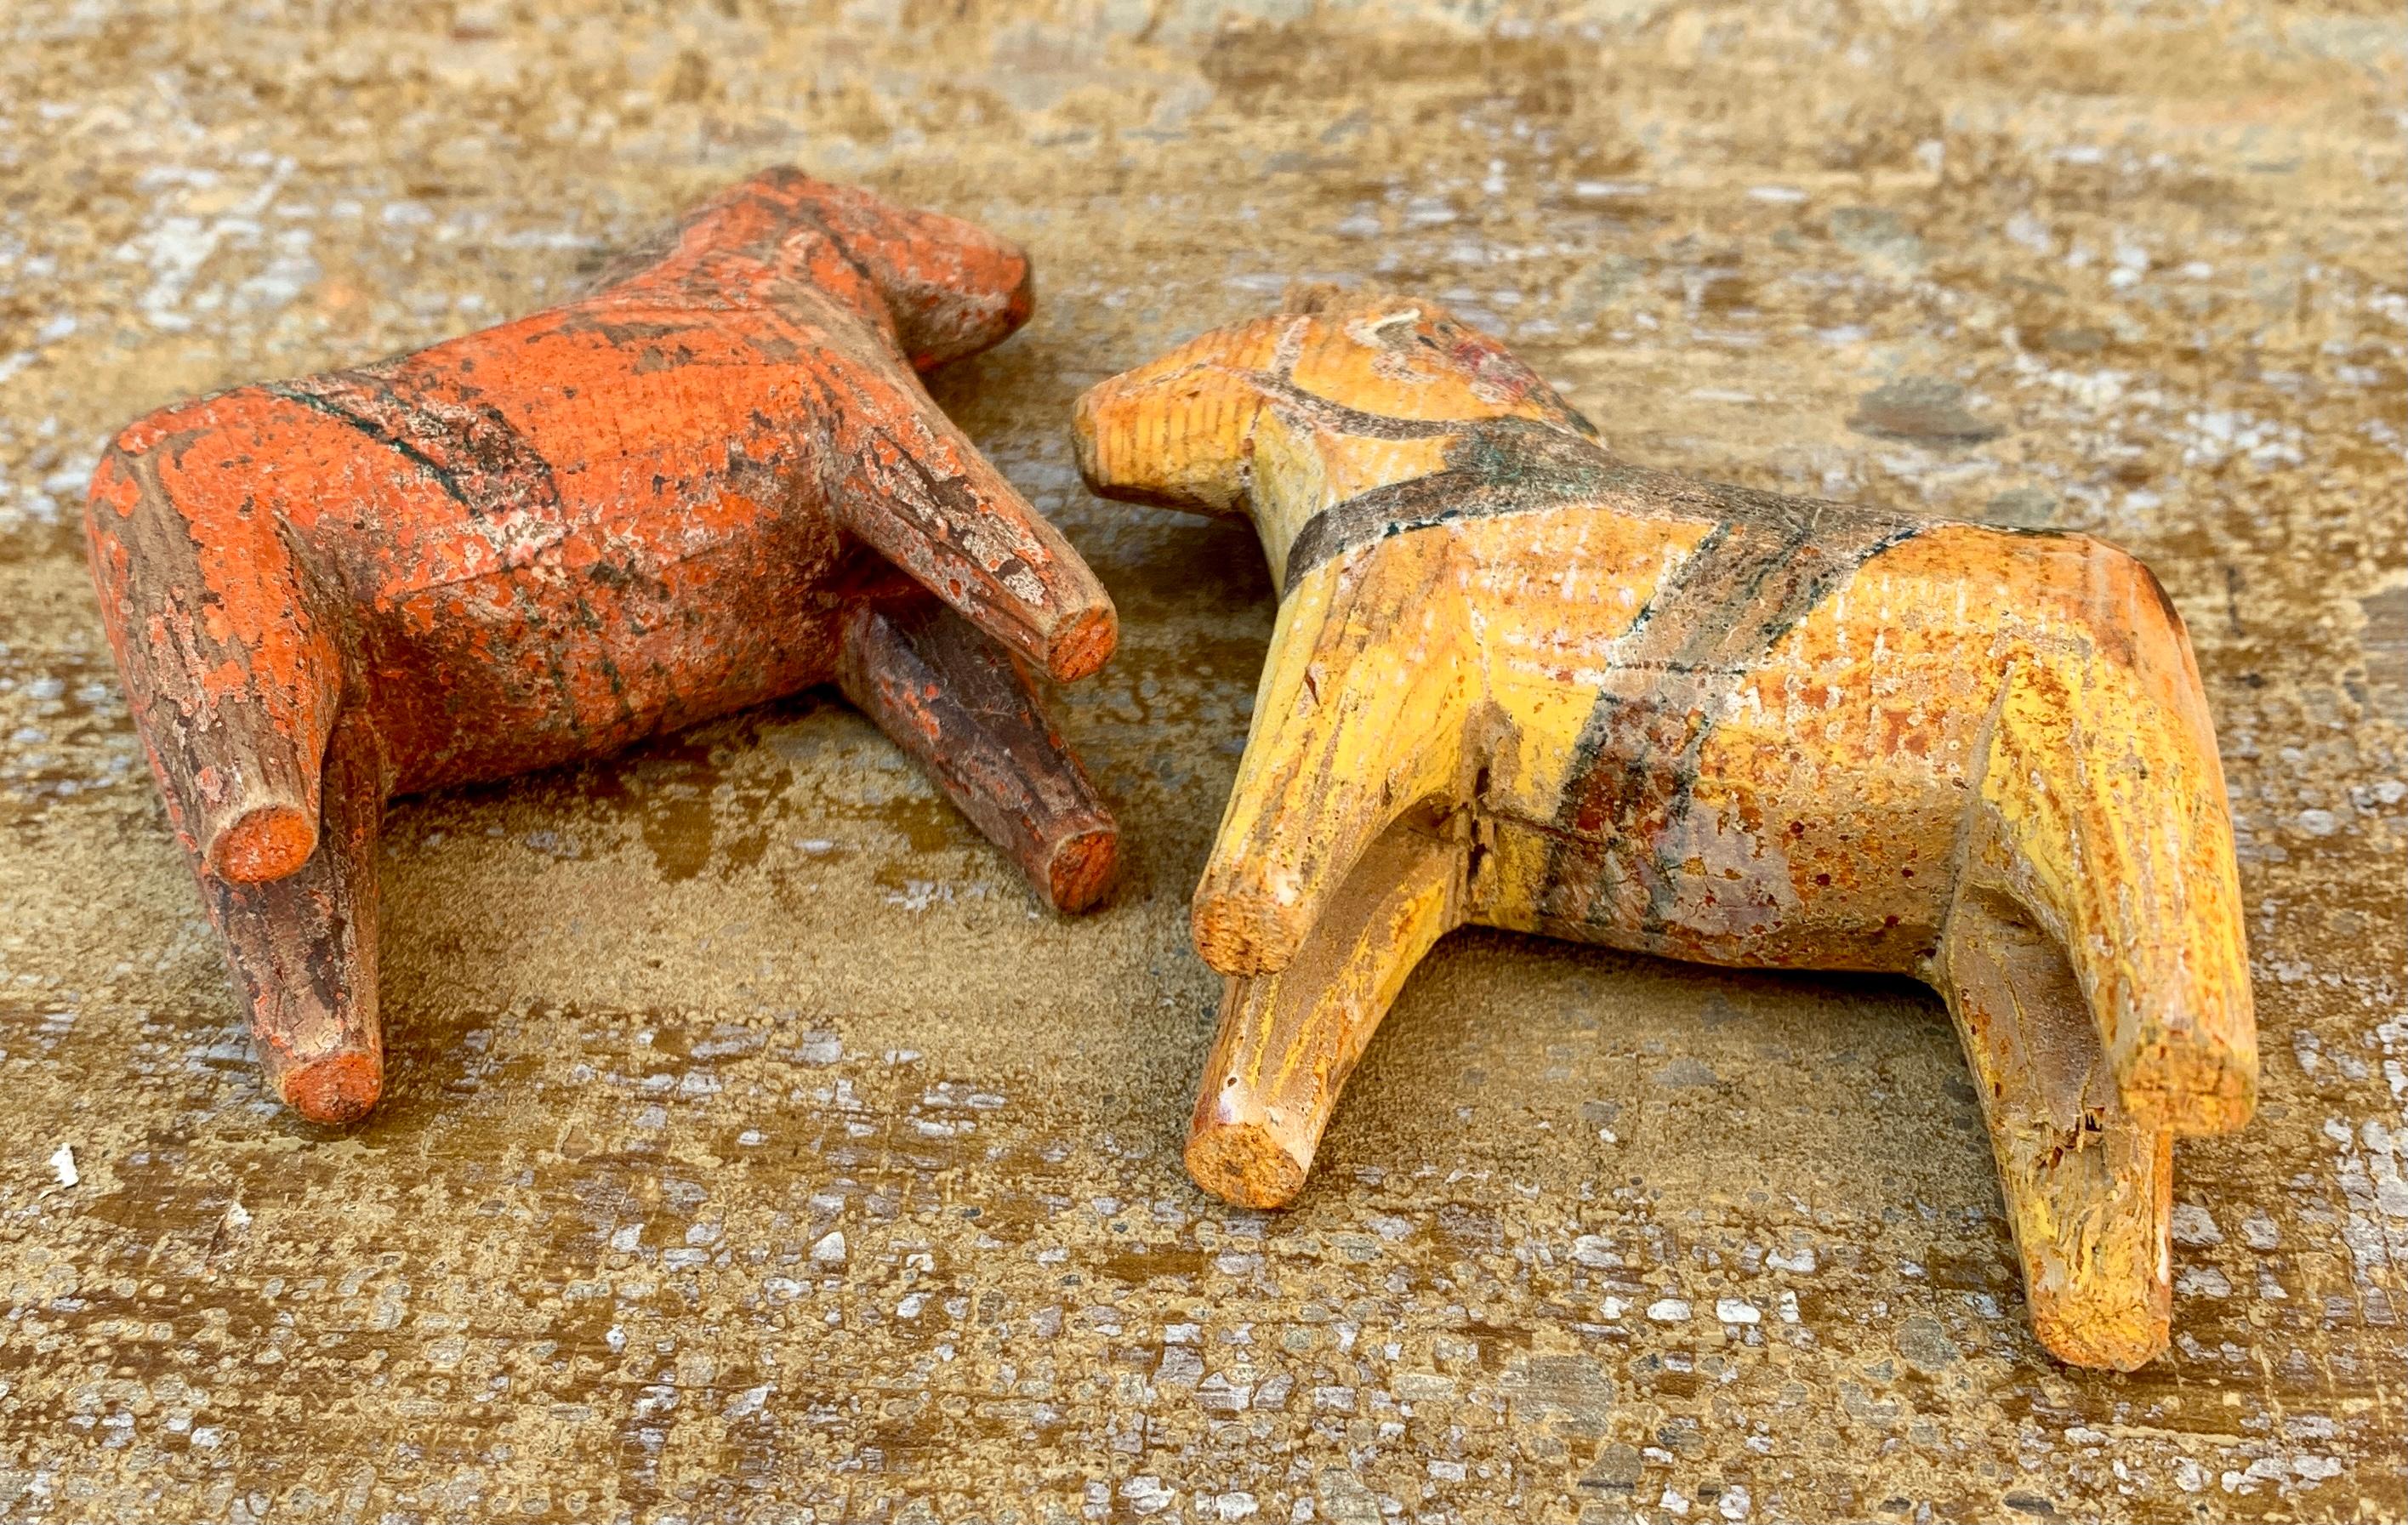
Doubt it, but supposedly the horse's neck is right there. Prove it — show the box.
[598,229,891,345]
[1245,411,1459,593]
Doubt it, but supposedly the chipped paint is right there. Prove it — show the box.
[0,0,2399,1519]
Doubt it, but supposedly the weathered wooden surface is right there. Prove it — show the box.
[83,166,1117,1126]
[0,2,2400,1520]
[1076,291,2252,1370]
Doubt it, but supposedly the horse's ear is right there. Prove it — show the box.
[1279,282,1351,315]
[804,181,1034,369]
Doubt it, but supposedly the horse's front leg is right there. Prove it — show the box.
[838,592,1119,913]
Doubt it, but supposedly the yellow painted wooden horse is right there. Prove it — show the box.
[1073,288,2255,1370]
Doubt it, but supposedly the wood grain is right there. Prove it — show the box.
[83,168,1119,1125]
[1078,289,2256,1369]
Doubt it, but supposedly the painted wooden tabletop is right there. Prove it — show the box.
[0,2,2399,1520]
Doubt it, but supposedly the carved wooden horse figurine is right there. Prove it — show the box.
[87,169,1119,1127]
[1074,289,2255,1370]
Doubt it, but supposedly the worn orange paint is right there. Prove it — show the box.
[86,168,1119,1127]
[1076,288,2256,1370]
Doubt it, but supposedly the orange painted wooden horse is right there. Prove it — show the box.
[86,168,1118,1126]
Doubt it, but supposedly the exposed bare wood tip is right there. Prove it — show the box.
[1044,599,1119,684]
[208,804,318,883]
[1186,1114,1308,1210]
[1044,825,1119,916]
[279,1050,383,1128]
[2033,1289,2171,1373]
[1190,894,1306,978]
[2127,1048,2257,1137]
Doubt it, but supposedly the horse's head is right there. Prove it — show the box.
[601,168,1035,371]
[793,174,1035,368]
[1073,287,1595,582]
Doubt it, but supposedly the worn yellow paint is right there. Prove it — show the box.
[1075,288,2255,1371]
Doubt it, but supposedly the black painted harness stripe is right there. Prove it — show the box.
[1243,361,1925,940]
[268,367,594,737]
[266,370,563,520]
[1535,512,1926,939]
